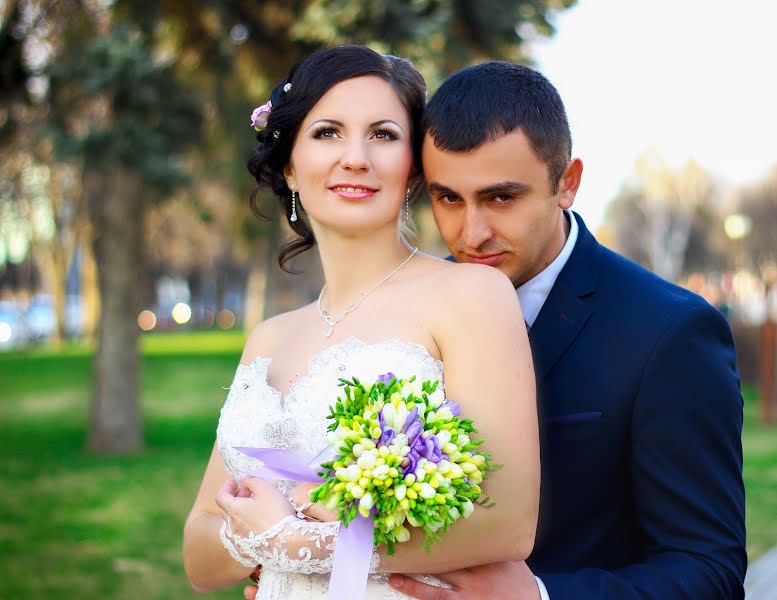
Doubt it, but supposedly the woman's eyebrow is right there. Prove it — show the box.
[305,118,405,133]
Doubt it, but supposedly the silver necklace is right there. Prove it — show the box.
[317,247,418,337]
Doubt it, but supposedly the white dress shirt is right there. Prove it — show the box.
[517,210,579,328]
[516,210,579,600]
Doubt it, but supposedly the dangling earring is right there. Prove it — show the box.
[405,188,411,223]
[290,189,298,222]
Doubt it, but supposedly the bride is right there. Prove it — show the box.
[183,45,539,599]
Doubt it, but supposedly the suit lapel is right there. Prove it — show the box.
[528,213,600,381]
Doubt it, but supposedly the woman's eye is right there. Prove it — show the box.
[373,129,398,141]
[313,127,338,139]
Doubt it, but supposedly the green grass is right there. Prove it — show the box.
[0,334,245,599]
[0,332,775,597]
[742,387,777,560]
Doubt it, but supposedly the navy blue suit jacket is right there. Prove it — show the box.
[524,214,746,599]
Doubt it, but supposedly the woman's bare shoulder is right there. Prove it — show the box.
[423,260,518,308]
[239,304,313,365]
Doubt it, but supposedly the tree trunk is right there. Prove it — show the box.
[87,166,144,453]
[79,220,100,342]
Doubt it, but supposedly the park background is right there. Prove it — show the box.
[1,0,776,598]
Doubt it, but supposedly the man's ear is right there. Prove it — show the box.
[557,158,583,210]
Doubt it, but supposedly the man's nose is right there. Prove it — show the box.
[461,206,493,250]
[339,139,370,171]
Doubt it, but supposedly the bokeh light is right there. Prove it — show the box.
[0,322,12,343]
[216,309,236,329]
[172,303,192,325]
[724,214,753,240]
[201,308,215,328]
[137,310,157,331]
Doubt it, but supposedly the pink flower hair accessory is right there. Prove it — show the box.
[250,101,272,131]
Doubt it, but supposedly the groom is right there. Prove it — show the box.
[388,63,747,599]
[244,62,747,599]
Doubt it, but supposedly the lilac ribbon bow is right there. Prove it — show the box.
[234,446,373,600]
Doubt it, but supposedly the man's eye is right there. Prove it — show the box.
[492,195,514,203]
[437,195,460,204]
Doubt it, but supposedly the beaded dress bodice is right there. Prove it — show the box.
[216,337,447,600]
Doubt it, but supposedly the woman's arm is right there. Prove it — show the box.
[377,263,540,572]
[183,444,259,592]
[183,319,298,592]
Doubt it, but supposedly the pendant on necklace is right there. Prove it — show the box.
[324,325,334,337]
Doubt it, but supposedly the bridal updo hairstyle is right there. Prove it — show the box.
[248,45,427,271]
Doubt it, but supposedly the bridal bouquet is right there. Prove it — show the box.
[309,373,496,555]
[234,372,496,599]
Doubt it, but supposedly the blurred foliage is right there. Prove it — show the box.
[0,0,576,450]
[736,167,777,271]
[607,154,777,280]
[48,23,203,194]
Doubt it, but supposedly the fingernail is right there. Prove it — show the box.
[389,574,403,588]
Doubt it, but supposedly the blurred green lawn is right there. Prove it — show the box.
[0,331,775,598]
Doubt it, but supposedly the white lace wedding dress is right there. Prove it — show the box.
[216,337,450,600]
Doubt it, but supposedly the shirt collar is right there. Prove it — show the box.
[517,210,579,328]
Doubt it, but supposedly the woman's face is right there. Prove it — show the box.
[285,75,414,237]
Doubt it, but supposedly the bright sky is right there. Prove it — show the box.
[529,0,777,232]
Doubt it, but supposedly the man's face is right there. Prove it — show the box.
[423,129,580,287]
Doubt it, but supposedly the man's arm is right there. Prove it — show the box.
[535,301,746,599]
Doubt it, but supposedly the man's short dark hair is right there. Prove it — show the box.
[423,61,572,193]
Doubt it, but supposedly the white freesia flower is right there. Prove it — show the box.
[461,462,478,474]
[360,491,375,510]
[435,407,454,420]
[443,442,458,455]
[455,434,471,447]
[395,484,407,501]
[393,404,409,431]
[393,525,411,543]
[419,482,436,499]
[460,499,475,518]
[448,463,465,479]
[436,430,452,447]
[357,451,377,470]
[373,464,390,479]
[428,388,445,408]
[382,404,396,428]
[341,464,361,482]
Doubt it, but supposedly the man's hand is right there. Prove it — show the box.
[388,561,542,600]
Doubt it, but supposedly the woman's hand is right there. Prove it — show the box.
[286,482,339,522]
[216,476,295,537]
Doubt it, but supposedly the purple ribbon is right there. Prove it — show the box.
[234,446,373,600]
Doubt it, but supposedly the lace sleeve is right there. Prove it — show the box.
[221,515,381,574]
